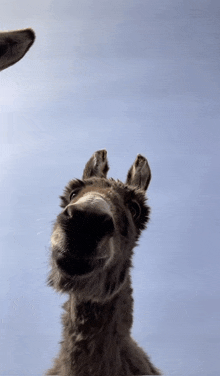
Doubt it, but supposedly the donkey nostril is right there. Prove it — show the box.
[100,214,114,237]
[65,204,76,218]
[64,205,87,221]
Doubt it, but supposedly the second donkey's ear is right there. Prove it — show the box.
[0,28,35,71]
[82,149,109,179]
[126,154,151,192]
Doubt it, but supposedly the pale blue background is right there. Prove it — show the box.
[0,1,219,375]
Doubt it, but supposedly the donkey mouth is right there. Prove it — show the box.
[57,256,93,276]
[52,208,114,276]
[55,250,108,276]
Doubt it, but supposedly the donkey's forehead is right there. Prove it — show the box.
[80,182,112,195]
[67,177,113,193]
[74,182,120,205]
[67,177,144,199]
[70,178,130,197]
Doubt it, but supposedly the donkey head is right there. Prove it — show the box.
[48,150,151,301]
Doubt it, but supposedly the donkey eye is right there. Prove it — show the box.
[69,189,80,201]
[129,201,141,220]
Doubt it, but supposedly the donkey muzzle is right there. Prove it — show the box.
[53,194,114,276]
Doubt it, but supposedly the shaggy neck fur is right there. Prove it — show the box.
[57,279,133,376]
[48,275,160,376]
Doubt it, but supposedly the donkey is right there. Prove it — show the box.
[46,150,161,376]
[0,28,35,71]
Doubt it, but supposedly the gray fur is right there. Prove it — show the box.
[46,150,161,376]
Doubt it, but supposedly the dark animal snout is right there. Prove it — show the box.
[63,204,114,247]
[55,205,114,276]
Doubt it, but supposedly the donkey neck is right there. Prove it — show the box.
[60,280,134,375]
[68,279,133,339]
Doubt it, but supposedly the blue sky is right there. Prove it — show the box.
[0,1,220,375]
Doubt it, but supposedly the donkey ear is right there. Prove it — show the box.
[126,154,151,192]
[0,28,35,71]
[82,149,109,179]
